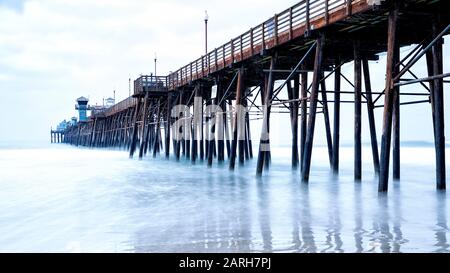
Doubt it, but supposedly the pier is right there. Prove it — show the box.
[55,0,450,193]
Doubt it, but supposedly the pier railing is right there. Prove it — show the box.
[99,96,137,117]
[134,75,169,95]
[167,0,367,90]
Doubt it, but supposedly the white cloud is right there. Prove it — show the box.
[1,0,448,145]
[0,0,297,142]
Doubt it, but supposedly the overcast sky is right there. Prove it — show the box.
[0,0,449,146]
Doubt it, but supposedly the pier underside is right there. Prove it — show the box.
[61,0,450,193]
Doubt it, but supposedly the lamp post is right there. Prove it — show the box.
[204,11,209,68]
[154,53,157,79]
[128,77,131,97]
[204,10,209,55]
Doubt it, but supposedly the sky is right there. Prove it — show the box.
[0,0,449,146]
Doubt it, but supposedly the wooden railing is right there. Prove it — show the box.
[100,97,137,117]
[167,0,366,90]
[134,75,169,94]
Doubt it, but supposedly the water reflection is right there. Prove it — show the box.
[323,177,343,253]
[392,184,407,252]
[298,183,317,252]
[354,183,365,252]
[435,192,449,252]
[257,179,272,252]
[1,146,449,252]
[125,166,448,253]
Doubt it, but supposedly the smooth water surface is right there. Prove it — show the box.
[0,144,448,252]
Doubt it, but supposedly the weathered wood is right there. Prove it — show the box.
[200,87,205,161]
[165,93,172,158]
[89,118,97,147]
[192,87,201,163]
[302,37,324,182]
[225,100,232,158]
[207,85,218,166]
[243,93,250,161]
[230,68,245,170]
[320,75,333,167]
[139,94,150,159]
[393,38,401,180]
[153,99,162,158]
[354,41,362,181]
[432,21,446,190]
[257,57,276,175]
[129,98,142,158]
[217,80,225,163]
[332,64,341,174]
[239,88,246,165]
[246,110,253,159]
[300,70,308,171]
[379,5,399,193]
[362,59,380,174]
[288,77,300,169]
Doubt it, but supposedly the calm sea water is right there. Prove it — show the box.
[0,143,448,253]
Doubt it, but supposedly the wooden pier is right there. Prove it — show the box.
[57,0,450,193]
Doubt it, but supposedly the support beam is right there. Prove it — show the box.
[393,39,401,180]
[129,98,142,158]
[302,36,324,182]
[332,64,341,173]
[90,118,97,147]
[230,68,245,170]
[192,87,201,163]
[217,81,225,163]
[153,99,162,158]
[320,74,333,167]
[379,5,399,193]
[354,41,362,181]
[165,93,172,158]
[257,57,276,175]
[300,70,308,171]
[288,76,300,169]
[432,21,446,190]
[139,94,150,159]
[362,59,380,174]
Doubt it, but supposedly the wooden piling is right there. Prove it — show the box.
[301,37,324,182]
[192,87,200,163]
[379,5,399,192]
[288,78,300,169]
[320,75,333,167]
[217,80,225,163]
[165,93,172,158]
[431,21,446,190]
[129,97,142,158]
[230,68,244,170]
[224,100,232,159]
[153,99,162,158]
[332,64,341,174]
[354,41,362,181]
[257,57,276,175]
[139,94,150,159]
[393,40,401,180]
[208,86,218,167]
[246,110,253,159]
[300,70,308,171]
[362,59,380,174]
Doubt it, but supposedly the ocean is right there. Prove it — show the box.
[0,143,448,253]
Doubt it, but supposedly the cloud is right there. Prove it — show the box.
[1,0,446,144]
[0,0,26,12]
[0,0,297,142]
